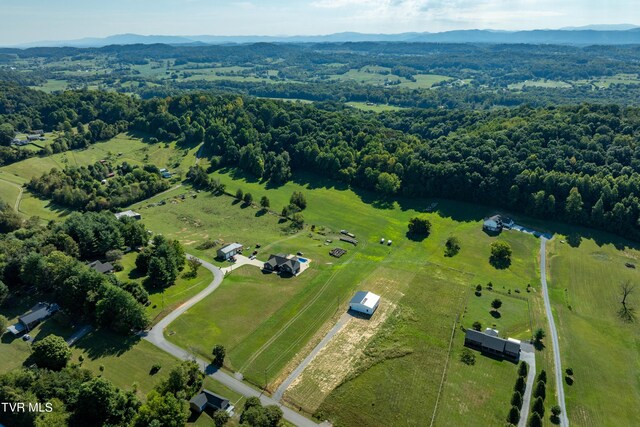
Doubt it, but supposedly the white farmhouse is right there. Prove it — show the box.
[349,291,381,315]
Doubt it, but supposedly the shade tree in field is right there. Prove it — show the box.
[444,236,460,257]
[489,240,512,269]
[212,344,226,367]
[407,216,432,237]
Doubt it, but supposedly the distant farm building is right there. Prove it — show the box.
[340,230,356,238]
[114,210,141,220]
[264,253,302,275]
[88,260,114,274]
[159,168,172,179]
[12,138,28,146]
[189,389,233,415]
[30,129,44,135]
[349,291,380,315]
[464,329,520,361]
[7,302,60,335]
[217,243,243,260]
[27,134,43,141]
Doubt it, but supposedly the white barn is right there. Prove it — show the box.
[349,291,380,315]
[217,243,243,260]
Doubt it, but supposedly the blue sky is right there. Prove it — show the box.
[0,0,637,44]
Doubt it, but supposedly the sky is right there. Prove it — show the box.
[0,0,638,45]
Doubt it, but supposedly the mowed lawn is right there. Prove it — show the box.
[462,291,532,340]
[547,235,640,427]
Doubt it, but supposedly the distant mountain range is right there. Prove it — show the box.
[11,26,640,48]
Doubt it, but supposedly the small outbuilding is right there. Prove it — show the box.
[349,291,380,315]
[189,389,232,414]
[217,243,243,260]
[114,210,141,220]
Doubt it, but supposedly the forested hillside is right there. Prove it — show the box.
[2,84,640,239]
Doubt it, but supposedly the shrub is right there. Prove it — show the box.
[550,405,562,425]
[565,367,573,376]
[534,328,546,342]
[511,391,523,409]
[514,376,526,394]
[532,396,545,416]
[460,348,476,365]
[528,412,542,427]
[235,189,243,200]
[518,361,528,377]
[150,364,161,375]
[212,344,226,367]
[533,380,546,400]
[408,216,432,236]
[537,369,547,383]
[507,405,520,425]
[444,236,461,257]
[472,321,482,331]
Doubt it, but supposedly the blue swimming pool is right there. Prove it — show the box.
[298,257,308,263]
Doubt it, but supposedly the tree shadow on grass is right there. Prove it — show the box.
[534,340,546,351]
[490,310,502,319]
[565,376,574,386]
[405,231,429,242]
[74,329,140,359]
[489,256,511,270]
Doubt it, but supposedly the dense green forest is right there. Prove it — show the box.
[2,84,640,239]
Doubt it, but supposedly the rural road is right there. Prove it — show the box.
[143,254,323,427]
[518,344,537,427]
[539,237,569,427]
[273,312,351,402]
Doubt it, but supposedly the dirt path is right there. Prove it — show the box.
[0,178,24,212]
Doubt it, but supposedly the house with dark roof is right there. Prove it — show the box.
[189,389,231,415]
[464,329,521,360]
[7,302,60,335]
[88,260,114,274]
[263,254,301,275]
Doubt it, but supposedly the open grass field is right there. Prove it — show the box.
[317,265,467,427]
[346,102,405,112]
[547,235,640,427]
[28,79,69,93]
[462,290,532,340]
[401,74,453,89]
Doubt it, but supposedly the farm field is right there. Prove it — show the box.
[547,235,640,427]
[346,102,405,112]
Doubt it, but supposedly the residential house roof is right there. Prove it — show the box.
[114,210,141,220]
[265,254,301,272]
[19,302,59,327]
[88,260,114,274]
[465,329,521,356]
[189,389,230,412]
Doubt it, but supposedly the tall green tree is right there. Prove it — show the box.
[31,335,72,371]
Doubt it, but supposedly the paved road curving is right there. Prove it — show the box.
[539,238,569,427]
[142,254,323,427]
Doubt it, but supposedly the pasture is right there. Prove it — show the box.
[346,102,405,112]
[547,235,640,427]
